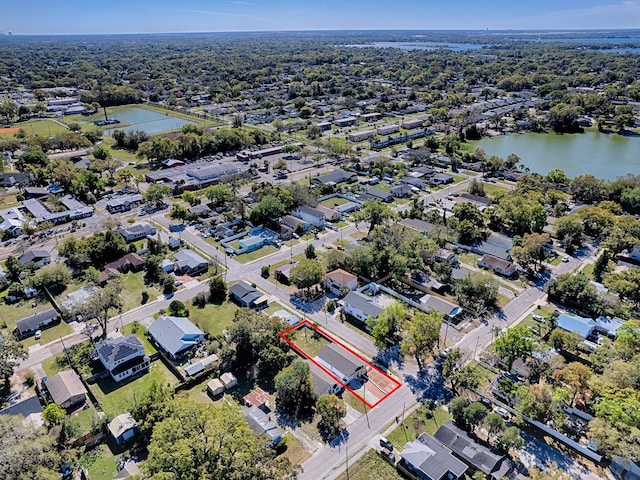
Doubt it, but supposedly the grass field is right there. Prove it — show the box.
[481,182,508,198]
[188,301,239,337]
[80,444,117,480]
[122,322,157,355]
[386,406,452,447]
[0,118,68,136]
[335,449,401,480]
[320,197,349,208]
[120,271,163,312]
[235,245,279,264]
[286,326,331,358]
[457,252,479,266]
[91,362,179,416]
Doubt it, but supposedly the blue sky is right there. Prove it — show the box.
[3,1,640,35]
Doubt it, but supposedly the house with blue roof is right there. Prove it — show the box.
[148,315,205,359]
[556,313,595,340]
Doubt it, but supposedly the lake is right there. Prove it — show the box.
[345,42,487,51]
[103,107,195,135]
[474,131,640,180]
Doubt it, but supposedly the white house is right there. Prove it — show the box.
[477,254,517,277]
[292,205,325,228]
[95,335,150,382]
[316,344,366,384]
[324,268,358,295]
[341,291,384,322]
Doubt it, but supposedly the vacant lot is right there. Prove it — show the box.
[0,119,68,136]
[320,197,349,208]
[335,449,401,480]
[91,362,179,416]
[386,406,452,448]
[189,301,239,337]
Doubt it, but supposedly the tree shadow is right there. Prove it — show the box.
[373,344,405,370]
[403,366,453,404]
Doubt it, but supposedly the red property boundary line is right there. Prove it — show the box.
[278,319,401,409]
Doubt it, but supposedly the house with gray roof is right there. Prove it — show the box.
[399,432,468,480]
[434,422,512,480]
[18,249,50,268]
[15,308,58,339]
[477,254,517,277]
[116,223,156,243]
[341,291,384,322]
[106,194,144,213]
[293,205,325,228]
[45,369,87,409]
[229,281,268,310]
[312,170,357,186]
[400,218,436,236]
[243,406,284,446]
[476,233,513,261]
[316,343,366,384]
[174,249,208,274]
[365,187,394,203]
[95,335,149,382]
[148,315,204,359]
[109,413,139,445]
[420,294,462,321]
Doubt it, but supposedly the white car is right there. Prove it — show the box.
[34,330,42,340]
[562,256,569,263]
[493,406,509,419]
[532,314,544,322]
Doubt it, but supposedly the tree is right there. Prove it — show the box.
[249,196,285,225]
[493,325,534,371]
[29,264,71,291]
[463,402,488,431]
[528,463,571,480]
[15,149,49,172]
[552,362,592,407]
[4,255,22,283]
[146,399,295,480]
[353,200,395,234]
[316,394,346,439]
[452,202,486,244]
[510,232,550,272]
[483,413,506,444]
[604,269,640,309]
[143,183,170,207]
[205,184,233,206]
[570,174,610,204]
[440,347,480,395]
[275,359,315,415]
[0,414,61,480]
[273,158,288,174]
[208,276,227,303]
[73,278,123,339]
[305,243,316,259]
[289,259,325,297]
[0,337,27,395]
[454,272,498,315]
[400,311,442,367]
[593,249,615,282]
[449,396,470,425]
[42,403,66,427]
[554,214,584,252]
[500,426,524,453]
[369,301,407,349]
[92,144,112,160]
[168,300,188,317]
[0,100,18,123]
[181,191,199,206]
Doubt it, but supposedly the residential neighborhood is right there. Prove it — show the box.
[1,24,640,480]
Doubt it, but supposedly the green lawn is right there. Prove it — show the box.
[120,271,162,313]
[581,263,595,279]
[188,301,239,337]
[0,118,68,136]
[91,362,179,416]
[20,320,72,349]
[481,183,508,198]
[79,444,117,480]
[320,197,349,208]
[122,322,157,355]
[386,406,452,448]
[458,252,479,266]
[286,327,331,358]
[42,353,67,377]
[68,406,101,436]
[0,191,19,208]
[335,449,401,480]
[235,245,279,264]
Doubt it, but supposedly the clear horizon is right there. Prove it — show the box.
[2,0,640,35]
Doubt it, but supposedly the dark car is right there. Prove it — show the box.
[378,447,396,464]
[379,437,393,451]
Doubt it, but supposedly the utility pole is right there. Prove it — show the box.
[60,336,72,369]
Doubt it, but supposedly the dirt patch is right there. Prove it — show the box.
[0,127,21,134]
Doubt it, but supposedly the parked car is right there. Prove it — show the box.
[562,256,569,263]
[493,406,510,419]
[34,330,42,340]
[532,314,544,322]
[378,447,395,464]
[379,437,393,451]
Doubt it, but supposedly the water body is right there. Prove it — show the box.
[345,42,487,51]
[103,107,195,135]
[474,131,640,180]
